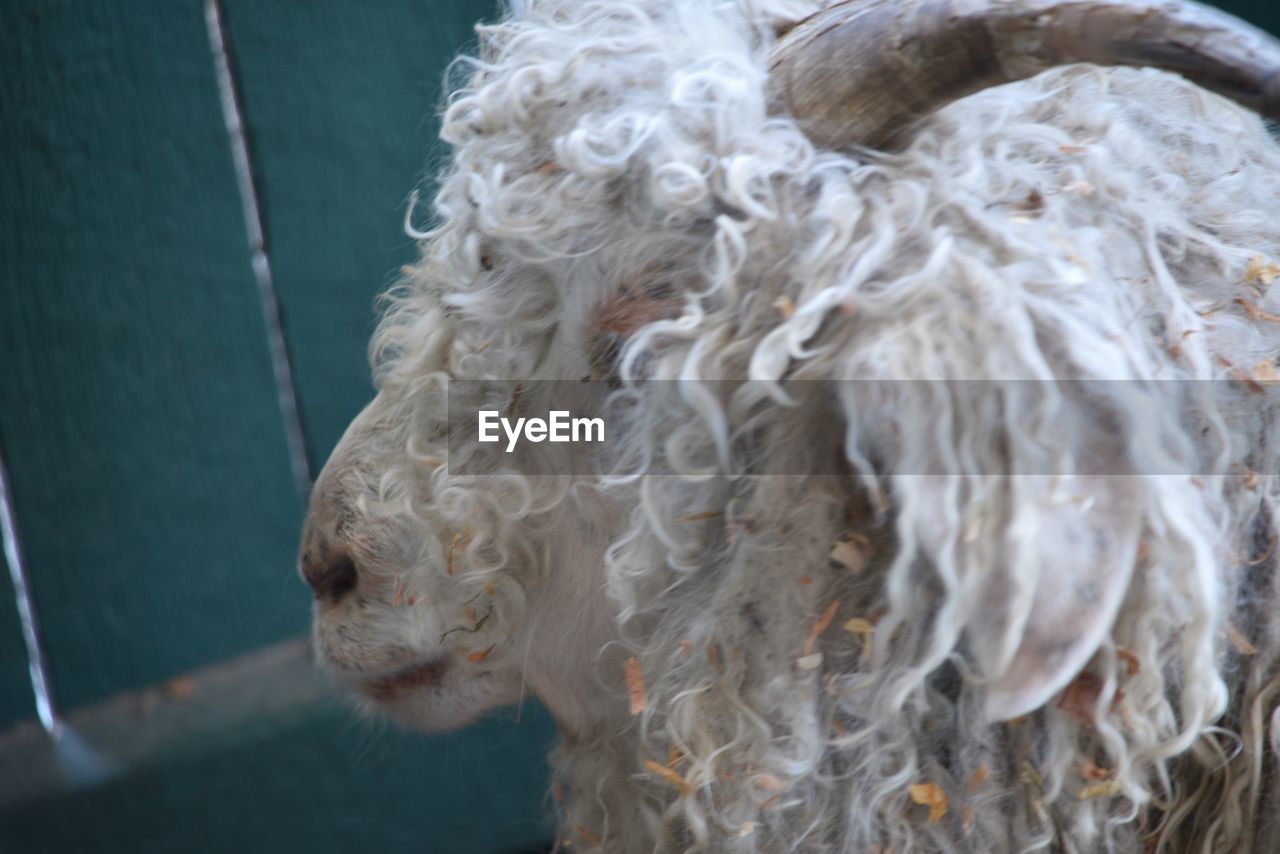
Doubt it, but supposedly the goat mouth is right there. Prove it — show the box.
[360,656,450,701]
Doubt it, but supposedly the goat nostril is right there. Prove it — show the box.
[304,553,359,602]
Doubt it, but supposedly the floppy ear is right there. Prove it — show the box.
[853,373,1153,721]
[969,474,1143,721]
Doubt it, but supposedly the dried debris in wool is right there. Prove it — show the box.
[676,509,723,523]
[1216,354,1268,394]
[843,616,876,660]
[966,765,989,792]
[909,782,948,823]
[643,759,691,797]
[1021,761,1044,793]
[624,656,647,715]
[467,644,496,663]
[1244,531,1275,565]
[1233,296,1280,323]
[1252,359,1280,383]
[1078,778,1122,800]
[805,600,842,655]
[1226,621,1258,656]
[1244,254,1280,285]
[1080,759,1111,782]
[843,617,875,635]
[666,745,686,769]
[1011,188,1046,216]
[754,772,782,791]
[830,533,871,572]
[1116,647,1141,675]
[446,528,474,575]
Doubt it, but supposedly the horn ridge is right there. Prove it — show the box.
[769,0,1280,150]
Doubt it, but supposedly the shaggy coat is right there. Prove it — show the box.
[302,1,1280,850]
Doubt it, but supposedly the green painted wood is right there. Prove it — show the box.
[220,0,499,466]
[0,0,307,711]
[0,702,557,854]
[0,567,31,729]
[1223,0,1280,33]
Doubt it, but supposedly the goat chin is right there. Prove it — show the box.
[303,1,1280,850]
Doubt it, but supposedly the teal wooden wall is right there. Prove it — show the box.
[0,1,1276,852]
[0,594,25,729]
[0,0,305,716]
[221,0,489,464]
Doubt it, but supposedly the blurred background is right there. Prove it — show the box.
[0,1,1276,852]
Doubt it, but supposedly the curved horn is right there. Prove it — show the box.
[768,0,1280,150]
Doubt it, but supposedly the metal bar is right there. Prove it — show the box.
[0,447,61,737]
[205,0,313,499]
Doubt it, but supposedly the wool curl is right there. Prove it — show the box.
[371,1,1280,850]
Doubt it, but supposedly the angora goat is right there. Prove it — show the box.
[298,1,1280,850]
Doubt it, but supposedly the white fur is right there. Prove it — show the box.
[306,1,1280,850]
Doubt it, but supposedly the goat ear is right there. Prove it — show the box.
[968,476,1142,722]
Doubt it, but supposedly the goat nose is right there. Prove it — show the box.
[300,549,359,602]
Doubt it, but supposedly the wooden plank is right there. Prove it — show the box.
[220,0,497,463]
[0,636,556,853]
[0,0,307,711]
[0,638,324,806]
[0,708,555,853]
